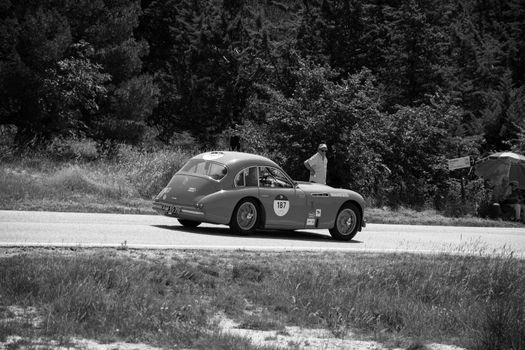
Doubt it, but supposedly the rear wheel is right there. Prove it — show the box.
[178,219,201,228]
[329,203,361,241]
[230,198,259,235]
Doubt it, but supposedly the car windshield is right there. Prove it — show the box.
[179,159,227,180]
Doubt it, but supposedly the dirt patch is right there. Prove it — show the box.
[2,335,163,350]
[213,313,465,350]
[1,306,466,350]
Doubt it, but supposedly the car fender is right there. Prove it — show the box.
[332,199,365,231]
[311,191,365,230]
[198,188,260,225]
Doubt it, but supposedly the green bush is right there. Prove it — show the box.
[47,137,99,162]
[440,178,486,218]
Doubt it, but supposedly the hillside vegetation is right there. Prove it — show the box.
[1,0,525,211]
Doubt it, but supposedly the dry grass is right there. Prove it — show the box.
[0,166,150,213]
[366,207,521,227]
[0,248,523,350]
[0,145,192,213]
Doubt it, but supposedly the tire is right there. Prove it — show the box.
[230,198,260,235]
[329,203,361,241]
[178,219,201,228]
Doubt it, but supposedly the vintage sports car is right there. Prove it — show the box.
[153,151,366,240]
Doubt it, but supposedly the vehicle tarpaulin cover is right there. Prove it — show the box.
[474,152,525,189]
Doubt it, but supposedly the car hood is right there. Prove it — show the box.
[296,181,364,201]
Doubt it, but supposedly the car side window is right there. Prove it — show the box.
[235,167,258,187]
[246,167,258,187]
[259,167,293,188]
[234,171,245,187]
[259,167,271,187]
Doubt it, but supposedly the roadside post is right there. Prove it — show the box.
[447,156,472,204]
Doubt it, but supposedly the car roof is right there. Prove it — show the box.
[192,151,280,170]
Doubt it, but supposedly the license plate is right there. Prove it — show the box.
[161,204,180,215]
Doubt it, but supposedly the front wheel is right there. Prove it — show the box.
[230,198,260,235]
[178,219,201,228]
[329,203,361,241]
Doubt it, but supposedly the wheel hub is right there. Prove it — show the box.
[238,202,257,230]
[337,209,356,235]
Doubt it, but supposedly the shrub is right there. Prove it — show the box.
[438,178,487,218]
[46,137,99,162]
[113,145,194,198]
[0,125,17,161]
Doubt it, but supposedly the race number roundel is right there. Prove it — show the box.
[202,152,224,160]
[273,194,290,216]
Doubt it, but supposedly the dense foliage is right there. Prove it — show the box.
[1,0,524,209]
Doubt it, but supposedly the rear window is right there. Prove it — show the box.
[179,159,227,180]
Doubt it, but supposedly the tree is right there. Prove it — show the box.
[237,60,387,193]
[0,0,151,146]
[296,0,329,66]
[93,73,158,144]
[379,0,443,106]
[296,0,370,76]
[138,0,197,142]
[39,45,110,138]
[320,0,368,75]
[482,71,525,152]
[0,0,21,133]
[73,0,152,145]
[0,2,75,145]
[141,0,273,146]
[381,94,464,208]
[444,0,525,147]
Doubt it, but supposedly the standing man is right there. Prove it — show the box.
[304,143,328,184]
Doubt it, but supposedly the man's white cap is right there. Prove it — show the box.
[318,143,328,150]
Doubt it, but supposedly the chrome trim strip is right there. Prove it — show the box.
[181,209,204,215]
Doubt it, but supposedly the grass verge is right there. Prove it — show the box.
[0,147,189,214]
[1,248,524,350]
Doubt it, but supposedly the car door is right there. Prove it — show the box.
[257,166,307,229]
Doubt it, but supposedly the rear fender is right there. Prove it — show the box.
[199,189,260,225]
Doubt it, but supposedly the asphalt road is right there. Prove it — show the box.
[1,210,524,257]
